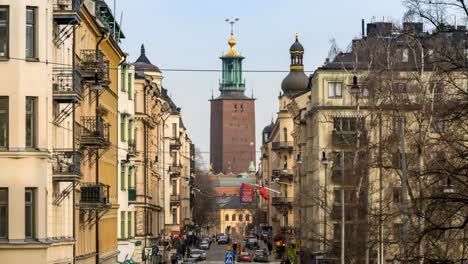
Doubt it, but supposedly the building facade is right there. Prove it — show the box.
[259,35,310,257]
[117,62,137,262]
[210,30,256,174]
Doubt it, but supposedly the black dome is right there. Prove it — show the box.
[262,122,274,134]
[281,71,308,94]
[133,44,161,72]
[290,38,304,52]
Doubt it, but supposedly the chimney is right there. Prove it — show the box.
[362,19,365,37]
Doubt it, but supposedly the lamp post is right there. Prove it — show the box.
[320,151,329,256]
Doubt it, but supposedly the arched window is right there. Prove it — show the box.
[239,214,243,222]
[232,214,236,221]
[283,127,288,142]
[225,214,229,221]
[246,214,250,221]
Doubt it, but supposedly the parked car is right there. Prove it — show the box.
[189,249,207,261]
[199,240,210,250]
[218,236,229,244]
[183,258,198,264]
[245,237,259,250]
[253,250,269,262]
[237,252,253,262]
[216,233,225,242]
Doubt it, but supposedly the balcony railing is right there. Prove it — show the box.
[53,0,81,25]
[128,187,136,202]
[170,138,181,151]
[271,197,293,208]
[170,194,180,206]
[80,183,110,209]
[52,67,82,103]
[331,131,367,148]
[78,50,108,85]
[79,116,110,147]
[272,169,294,182]
[271,141,294,152]
[52,149,82,181]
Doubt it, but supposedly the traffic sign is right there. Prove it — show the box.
[144,247,153,258]
[225,251,234,264]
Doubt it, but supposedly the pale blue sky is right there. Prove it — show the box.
[113,0,407,164]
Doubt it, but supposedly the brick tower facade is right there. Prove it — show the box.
[210,30,255,174]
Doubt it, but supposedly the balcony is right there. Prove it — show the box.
[271,141,294,152]
[331,131,367,148]
[52,149,82,182]
[53,0,81,25]
[170,138,181,151]
[169,164,181,177]
[272,169,294,182]
[52,67,82,103]
[79,116,110,148]
[80,183,110,209]
[271,197,293,208]
[128,187,136,202]
[127,139,136,157]
[78,50,109,86]
[170,194,180,206]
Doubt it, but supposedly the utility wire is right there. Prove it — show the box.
[8,56,314,73]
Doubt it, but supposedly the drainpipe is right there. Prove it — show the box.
[95,32,106,264]
[144,83,148,252]
[72,24,77,264]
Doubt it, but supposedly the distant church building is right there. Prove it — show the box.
[210,29,256,174]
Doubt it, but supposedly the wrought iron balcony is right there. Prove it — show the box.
[80,183,110,209]
[170,138,181,151]
[128,187,136,202]
[170,194,180,206]
[79,116,110,147]
[52,67,82,103]
[331,131,367,148]
[272,169,294,182]
[53,0,81,25]
[52,149,82,181]
[127,139,136,157]
[78,50,109,86]
[271,197,293,208]
[271,141,294,152]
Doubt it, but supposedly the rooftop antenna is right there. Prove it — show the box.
[211,88,214,99]
[251,87,254,99]
[225,18,240,34]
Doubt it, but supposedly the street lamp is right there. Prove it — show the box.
[320,151,329,256]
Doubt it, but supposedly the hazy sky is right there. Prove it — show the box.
[113,0,407,165]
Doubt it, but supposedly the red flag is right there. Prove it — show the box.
[260,187,269,200]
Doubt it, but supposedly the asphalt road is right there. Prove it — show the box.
[194,241,279,264]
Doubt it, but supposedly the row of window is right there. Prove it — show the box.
[120,114,134,142]
[120,165,135,191]
[0,6,38,59]
[224,213,250,222]
[120,66,134,100]
[0,188,36,239]
[0,97,38,149]
[119,211,134,239]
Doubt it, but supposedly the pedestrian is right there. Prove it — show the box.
[186,246,191,259]
[233,241,238,253]
[181,243,186,259]
[267,241,272,256]
[171,253,177,264]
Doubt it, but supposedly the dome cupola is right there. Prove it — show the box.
[281,34,308,95]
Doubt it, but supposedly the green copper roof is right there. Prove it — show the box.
[248,161,256,173]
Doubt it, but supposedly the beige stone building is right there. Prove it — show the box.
[259,36,310,251]
[163,96,195,235]
[132,45,165,262]
[219,196,254,240]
